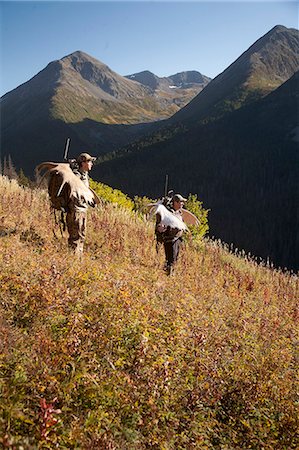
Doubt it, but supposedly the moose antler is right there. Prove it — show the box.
[36,162,100,207]
[149,203,188,231]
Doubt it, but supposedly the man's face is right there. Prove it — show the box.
[173,199,184,211]
[81,160,93,172]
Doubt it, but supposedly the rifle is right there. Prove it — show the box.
[63,138,71,161]
[162,174,173,208]
[63,137,78,170]
[164,174,168,198]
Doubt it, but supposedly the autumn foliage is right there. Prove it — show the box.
[0,176,298,449]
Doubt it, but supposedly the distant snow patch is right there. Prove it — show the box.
[169,85,178,89]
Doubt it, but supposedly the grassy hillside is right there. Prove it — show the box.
[51,84,180,125]
[0,176,298,449]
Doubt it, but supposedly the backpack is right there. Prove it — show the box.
[36,162,100,211]
[48,170,71,211]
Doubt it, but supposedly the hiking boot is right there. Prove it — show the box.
[165,265,173,276]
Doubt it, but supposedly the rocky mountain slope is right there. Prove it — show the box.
[50,51,185,125]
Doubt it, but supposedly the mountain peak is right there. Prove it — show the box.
[169,71,210,86]
[270,24,294,33]
[61,51,109,70]
[126,71,160,89]
[63,50,90,59]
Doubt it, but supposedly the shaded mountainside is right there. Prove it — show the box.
[1,51,207,175]
[93,71,299,271]
[171,25,299,124]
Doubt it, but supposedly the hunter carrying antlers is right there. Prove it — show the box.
[66,152,96,254]
[36,151,99,255]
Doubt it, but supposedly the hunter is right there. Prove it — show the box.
[66,152,96,254]
[155,193,187,275]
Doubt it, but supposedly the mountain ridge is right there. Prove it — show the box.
[125,69,210,92]
[171,24,299,124]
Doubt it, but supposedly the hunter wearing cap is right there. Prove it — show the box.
[66,152,96,254]
[155,193,187,275]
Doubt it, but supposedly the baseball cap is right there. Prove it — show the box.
[173,193,187,202]
[77,152,97,163]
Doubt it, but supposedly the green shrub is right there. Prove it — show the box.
[90,179,134,210]
[185,193,209,240]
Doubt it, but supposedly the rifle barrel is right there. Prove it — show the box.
[63,138,71,161]
[164,174,169,198]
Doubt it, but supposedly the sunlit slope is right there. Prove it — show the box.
[171,25,299,124]
[0,176,298,449]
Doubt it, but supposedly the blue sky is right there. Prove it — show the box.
[0,1,298,96]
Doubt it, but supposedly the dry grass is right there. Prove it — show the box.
[0,176,298,449]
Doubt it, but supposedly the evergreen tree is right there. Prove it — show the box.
[3,155,18,180]
[18,168,31,187]
[3,156,8,177]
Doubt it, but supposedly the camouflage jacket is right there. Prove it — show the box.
[71,169,90,211]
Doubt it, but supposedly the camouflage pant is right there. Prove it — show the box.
[164,237,182,268]
[66,207,87,255]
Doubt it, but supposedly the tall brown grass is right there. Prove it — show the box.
[0,176,298,449]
